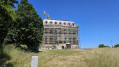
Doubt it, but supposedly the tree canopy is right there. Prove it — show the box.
[98,44,110,48]
[15,0,43,51]
[114,44,119,48]
[0,0,43,51]
[0,0,18,50]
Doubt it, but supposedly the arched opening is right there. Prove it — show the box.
[68,23,70,25]
[50,21,53,24]
[45,21,48,24]
[72,23,74,26]
[59,22,62,25]
[64,22,66,25]
[55,22,57,24]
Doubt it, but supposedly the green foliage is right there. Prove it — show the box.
[114,44,119,48]
[0,0,43,66]
[98,44,110,48]
[0,0,43,51]
[19,44,28,50]
[98,44,105,48]
[0,0,18,47]
[13,0,43,51]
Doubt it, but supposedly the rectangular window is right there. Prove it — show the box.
[44,36,47,44]
[54,28,57,34]
[50,28,53,34]
[45,28,49,34]
[73,38,76,44]
[49,37,53,44]
[64,29,67,34]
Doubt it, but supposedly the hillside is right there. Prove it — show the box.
[1,45,119,67]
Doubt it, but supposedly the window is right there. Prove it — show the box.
[72,23,74,26]
[45,21,48,24]
[64,22,66,25]
[59,41,62,44]
[54,36,58,44]
[64,29,66,34]
[45,28,49,34]
[69,38,71,43]
[44,36,47,44]
[49,37,53,44]
[68,23,70,25]
[50,28,53,34]
[59,29,61,34]
[68,29,71,34]
[54,28,57,34]
[50,21,53,24]
[72,29,76,35]
[73,38,76,44]
[59,22,62,25]
[55,22,57,24]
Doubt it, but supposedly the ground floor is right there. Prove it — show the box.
[40,43,79,49]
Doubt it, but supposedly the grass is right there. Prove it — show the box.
[2,45,119,67]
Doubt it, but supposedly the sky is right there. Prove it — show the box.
[16,0,119,48]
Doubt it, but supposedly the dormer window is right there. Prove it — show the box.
[72,23,74,26]
[68,23,70,25]
[59,22,62,25]
[55,22,57,24]
[45,21,48,24]
[64,22,66,25]
[50,21,53,24]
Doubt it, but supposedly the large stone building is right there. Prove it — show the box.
[40,19,79,49]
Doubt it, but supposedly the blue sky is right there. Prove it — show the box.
[16,0,119,48]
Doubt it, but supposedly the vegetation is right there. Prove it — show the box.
[0,0,18,66]
[1,45,119,67]
[114,44,119,48]
[98,44,110,48]
[0,0,43,51]
[0,0,43,66]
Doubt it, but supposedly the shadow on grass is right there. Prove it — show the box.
[0,51,13,67]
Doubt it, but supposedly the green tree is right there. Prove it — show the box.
[14,0,43,51]
[0,0,18,49]
[114,44,119,48]
[0,0,18,66]
[98,44,105,48]
[98,44,110,48]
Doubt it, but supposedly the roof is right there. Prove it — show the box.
[43,19,77,26]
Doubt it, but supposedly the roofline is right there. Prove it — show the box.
[44,19,75,22]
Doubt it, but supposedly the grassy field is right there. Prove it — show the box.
[1,45,119,67]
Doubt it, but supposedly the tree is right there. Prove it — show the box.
[98,44,110,48]
[0,0,18,49]
[0,0,18,66]
[14,0,43,51]
[98,44,105,48]
[114,44,119,48]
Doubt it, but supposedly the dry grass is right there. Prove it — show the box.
[3,45,119,67]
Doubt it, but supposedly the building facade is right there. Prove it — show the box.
[41,19,79,49]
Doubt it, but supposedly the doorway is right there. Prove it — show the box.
[62,46,64,49]
[66,44,71,49]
